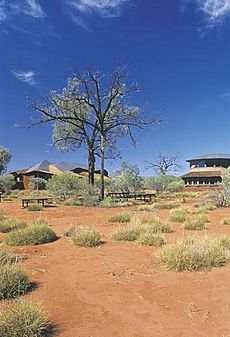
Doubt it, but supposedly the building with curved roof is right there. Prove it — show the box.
[181,154,230,186]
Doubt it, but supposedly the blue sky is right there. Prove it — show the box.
[1,0,230,176]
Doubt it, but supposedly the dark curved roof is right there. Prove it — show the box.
[187,154,230,162]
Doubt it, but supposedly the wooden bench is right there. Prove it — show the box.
[107,192,156,202]
[21,197,53,208]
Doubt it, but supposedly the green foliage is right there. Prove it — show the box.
[70,227,101,247]
[109,162,143,193]
[47,172,81,199]
[221,217,230,225]
[170,208,188,222]
[0,175,15,193]
[144,174,183,192]
[28,204,44,212]
[137,232,165,246]
[4,223,57,246]
[132,216,172,233]
[0,264,30,299]
[207,190,230,208]
[63,198,82,206]
[183,214,208,230]
[0,147,11,175]
[158,236,230,271]
[29,178,47,191]
[108,212,131,223]
[0,300,50,337]
[0,219,27,233]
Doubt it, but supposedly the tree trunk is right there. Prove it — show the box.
[100,136,105,200]
[88,149,95,186]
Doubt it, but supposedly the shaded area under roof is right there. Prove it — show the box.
[187,154,230,162]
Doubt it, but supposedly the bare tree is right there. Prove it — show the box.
[145,153,182,175]
[29,64,161,199]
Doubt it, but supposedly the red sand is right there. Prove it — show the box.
[0,200,230,337]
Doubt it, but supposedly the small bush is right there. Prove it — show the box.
[108,212,131,223]
[158,236,230,271]
[4,224,57,246]
[138,204,155,212]
[112,225,141,241]
[0,246,17,265]
[0,300,50,337]
[0,264,30,299]
[28,204,44,212]
[170,208,188,222]
[71,227,101,247]
[221,217,230,225]
[132,216,173,233]
[154,202,180,210]
[137,232,165,246]
[63,198,82,206]
[0,219,27,233]
[183,214,208,231]
[32,218,49,226]
[0,209,4,221]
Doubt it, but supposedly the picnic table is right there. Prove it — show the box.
[21,197,53,208]
[107,192,156,202]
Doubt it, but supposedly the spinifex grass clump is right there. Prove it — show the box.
[112,216,171,246]
[221,217,230,225]
[0,246,17,265]
[0,300,50,337]
[137,232,165,247]
[0,210,4,221]
[138,204,155,212]
[0,264,30,299]
[108,212,131,223]
[170,208,188,222]
[28,204,43,212]
[183,214,208,231]
[154,202,180,210]
[132,216,172,233]
[71,226,101,247]
[158,236,230,271]
[4,221,57,246]
[0,219,27,233]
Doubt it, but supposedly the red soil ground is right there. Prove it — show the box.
[0,200,230,337]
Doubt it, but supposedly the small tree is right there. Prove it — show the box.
[0,147,11,175]
[29,178,47,191]
[46,172,81,200]
[145,153,181,175]
[109,162,143,193]
[144,174,181,192]
[0,174,15,192]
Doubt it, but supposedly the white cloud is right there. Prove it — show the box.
[12,70,37,86]
[196,0,230,26]
[0,0,45,25]
[68,0,129,18]
[22,0,45,18]
[70,13,90,30]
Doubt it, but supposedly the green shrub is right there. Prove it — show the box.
[170,208,188,222]
[0,209,4,221]
[28,204,44,212]
[71,227,101,247]
[138,204,155,212]
[137,232,165,246]
[112,225,142,241]
[0,264,30,299]
[183,214,208,231]
[0,219,27,233]
[221,217,230,225]
[108,212,131,223]
[4,224,57,246]
[63,198,82,206]
[0,300,50,337]
[158,236,229,271]
[154,202,180,210]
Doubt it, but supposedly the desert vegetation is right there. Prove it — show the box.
[70,226,101,247]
